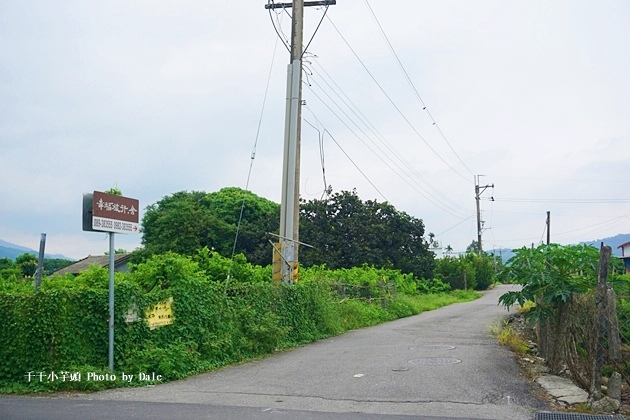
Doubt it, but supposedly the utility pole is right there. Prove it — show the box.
[546,211,551,245]
[265,0,335,283]
[474,175,494,255]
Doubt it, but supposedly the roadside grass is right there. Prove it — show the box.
[490,319,530,355]
[397,289,480,313]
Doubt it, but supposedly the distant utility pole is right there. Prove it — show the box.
[546,211,551,245]
[474,175,494,255]
[265,0,336,283]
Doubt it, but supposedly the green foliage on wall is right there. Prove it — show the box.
[0,252,478,393]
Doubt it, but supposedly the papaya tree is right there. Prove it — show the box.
[498,243,602,372]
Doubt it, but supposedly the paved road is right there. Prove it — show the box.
[1,285,549,419]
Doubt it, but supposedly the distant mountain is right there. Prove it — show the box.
[0,239,74,261]
[582,233,630,257]
[488,248,516,264]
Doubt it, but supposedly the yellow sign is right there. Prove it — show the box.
[272,243,282,283]
[145,297,174,330]
[272,242,298,283]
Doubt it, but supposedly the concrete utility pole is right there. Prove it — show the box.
[34,233,46,291]
[546,211,551,245]
[474,175,494,255]
[265,0,335,283]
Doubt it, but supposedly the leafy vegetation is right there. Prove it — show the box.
[139,188,437,279]
[497,243,625,374]
[490,320,529,355]
[139,188,279,266]
[0,186,501,393]
[433,252,497,290]
[0,253,73,279]
[0,251,479,394]
[299,189,434,279]
[498,244,604,321]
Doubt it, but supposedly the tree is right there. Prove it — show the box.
[498,243,602,372]
[140,187,435,278]
[0,257,13,271]
[464,252,495,290]
[498,244,600,320]
[0,257,21,280]
[105,186,122,196]
[43,258,73,275]
[15,253,37,277]
[434,255,476,290]
[299,189,434,279]
[466,240,479,254]
[140,188,279,266]
[433,252,495,290]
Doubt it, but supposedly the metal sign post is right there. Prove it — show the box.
[108,232,115,372]
[83,191,139,373]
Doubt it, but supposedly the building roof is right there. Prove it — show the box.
[618,242,630,258]
[53,253,131,276]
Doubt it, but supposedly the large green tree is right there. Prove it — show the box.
[140,187,435,278]
[15,253,37,277]
[299,190,434,279]
[433,252,495,290]
[140,188,279,266]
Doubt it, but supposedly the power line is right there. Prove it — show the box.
[304,115,389,202]
[304,113,431,243]
[306,60,471,215]
[325,15,473,184]
[266,1,291,54]
[301,3,331,59]
[363,0,475,177]
[435,215,475,237]
[491,174,628,184]
[302,113,329,199]
[494,198,630,203]
[305,85,471,219]
[227,28,281,280]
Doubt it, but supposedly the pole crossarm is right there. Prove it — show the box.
[266,232,316,248]
[265,0,336,9]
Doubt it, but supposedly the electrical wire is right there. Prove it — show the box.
[302,113,329,199]
[494,198,630,203]
[302,4,331,59]
[303,114,436,244]
[303,115,389,202]
[435,215,475,237]
[267,0,291,54]
[307,60,471,215]
[325,14,472,184]
[227,28,280,280]
[364,0,475,177]
[305,85,471,219]
[552,215,630,243]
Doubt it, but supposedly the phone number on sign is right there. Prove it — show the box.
[94,219,134,232]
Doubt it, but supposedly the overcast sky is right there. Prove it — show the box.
[1,0,629,260]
